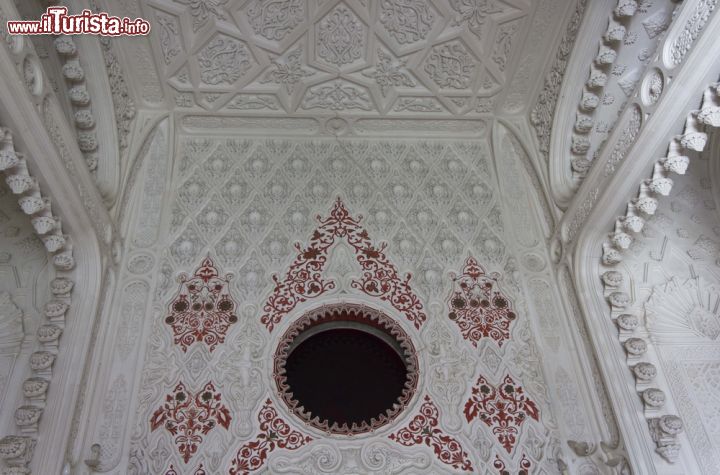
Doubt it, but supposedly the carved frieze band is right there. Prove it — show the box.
[534,0,716,203]
[0,126,76,473]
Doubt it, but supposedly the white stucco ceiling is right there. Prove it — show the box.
[102,0,573,120]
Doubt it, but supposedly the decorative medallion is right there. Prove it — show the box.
[447,256,516,347]
[388,395,474,471]
[247,0,304,41]
[317,5,365,67]
[464,374,539,453]
[260,46,314,94]
[450,0,504,38]
[230,398,313,474]
[424,41,474,89]
[165,257,239,352]
[176,0,228,32]
[197,36,252,85]
[150,382,231,463]
[273,303,419,435]
[261,198,426,331]
[379,0,435,44]
[362,49,416,97]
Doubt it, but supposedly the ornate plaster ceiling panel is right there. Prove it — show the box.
[105,132,582,474]
[103,0,572,117]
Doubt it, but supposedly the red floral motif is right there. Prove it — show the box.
[165,257,239,352]
[165,464,206,475]
[493,454,533,474]
[261,198,426,331]
[151,382,231,463]
[388,395,473,472]
[230,398,313,474]
[447,256,516,347]
[464,374,539,453]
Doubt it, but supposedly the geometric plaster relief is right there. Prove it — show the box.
[247,0,305,42]
[102,0,573,117]
[646,277,720,343]
[196,35,253,86]
[449,0,508,39]
[116,129,568,474]
[380,0,436,45]
[316,5,366,68]
[361,48,416,97]
[270,442,432,474]
[176,0,229,33]
[0,291,23,355]
[599,81,720,264]
[133,119,170,249]
[259,45,316,95]
[0,119,75,473]
[424,40,475,90]
[301,79,374,111]
[534,0,687,198]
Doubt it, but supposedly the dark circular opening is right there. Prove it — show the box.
[285,328,408,428]
[274,304,419,435]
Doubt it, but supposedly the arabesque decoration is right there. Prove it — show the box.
[388,395,474,471]
[493,453,533,474]
[165,256,239,352]
[230,398,313,474]
[261,198,426,331]
[150,381,231,463]
[464,374,539,453]
[447,256,516,347]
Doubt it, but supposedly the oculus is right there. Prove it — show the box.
[273,303,419,435]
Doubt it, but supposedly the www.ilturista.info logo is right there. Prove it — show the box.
[7,6,150,36]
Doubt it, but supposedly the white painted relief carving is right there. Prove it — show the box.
[197,36,252,85]
[362,48,416,97]
[379,0,435,44]
[450,0,505,38]
[260,46,315,94]
[316,5,366,67]
[175,0,229,32]
[424,41,474,89]
[247,0,305,41]
[301,80,373,110]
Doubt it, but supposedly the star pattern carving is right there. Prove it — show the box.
[139,0,533,115]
